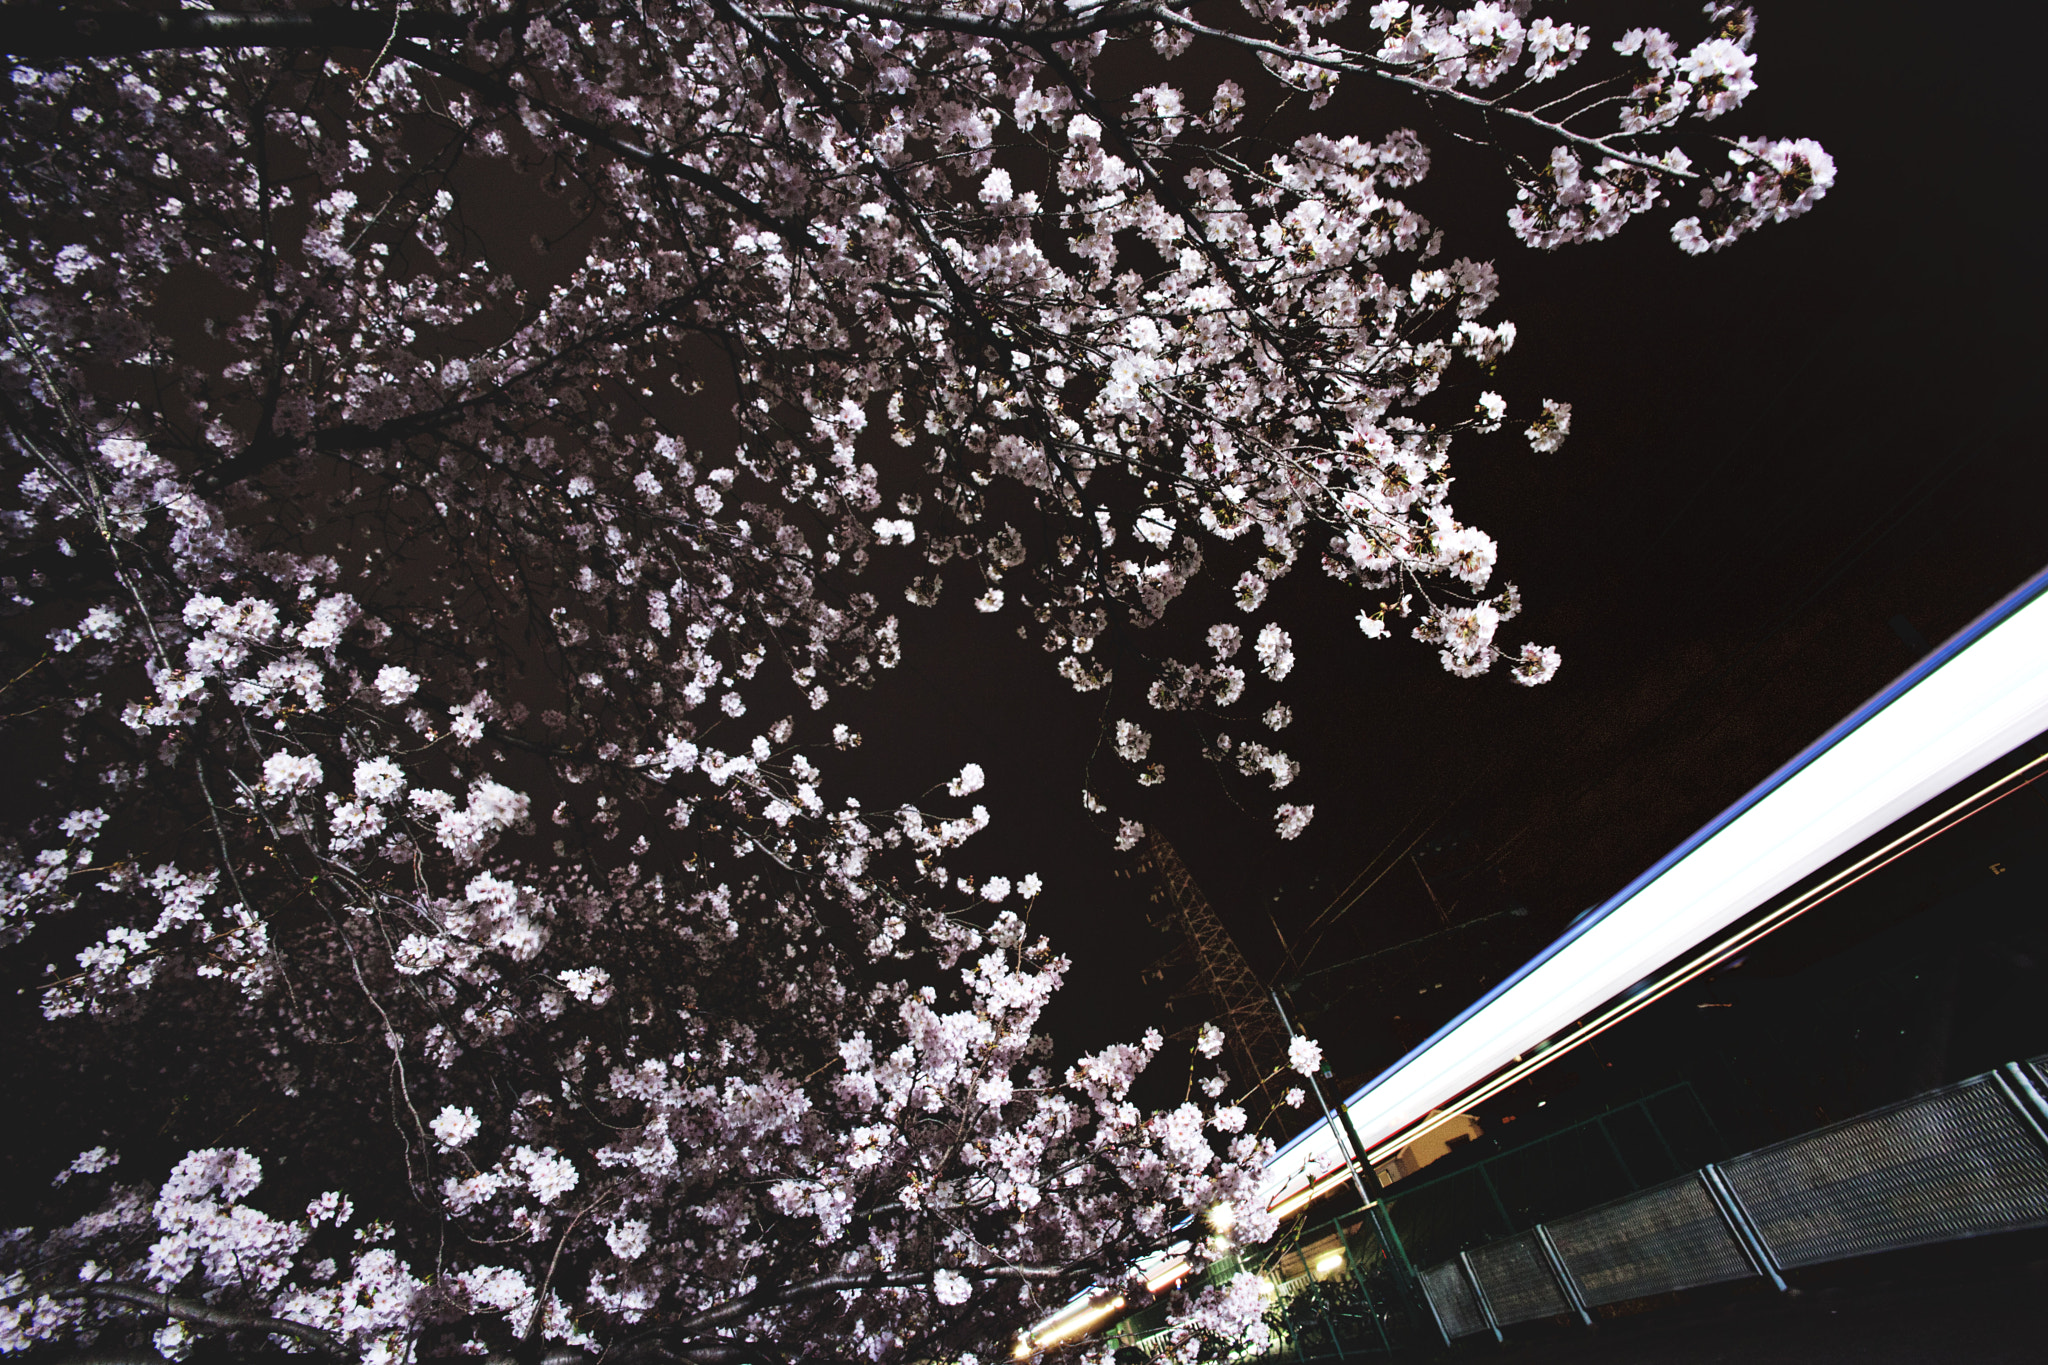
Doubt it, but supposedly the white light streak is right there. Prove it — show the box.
[1257,569,2048,1211]
[1144,1260,1192,1293]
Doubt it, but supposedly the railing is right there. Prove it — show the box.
[1419,1057,2048,1342]
[1120,1085,1724,1360]
[1374,1082,1725,1271]
[1119,1059,2048,1360]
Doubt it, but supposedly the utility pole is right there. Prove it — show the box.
[1271,988,1448,1350]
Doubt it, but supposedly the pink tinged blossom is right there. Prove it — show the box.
[1287,1034,1325,1076]
[1133,508,1176,547]
[1438,524,1499,586]
[262,752,322,795]
[946,762,985,797]
[430,1106,481,1148]
[558,966,613,1004]
[1197,1022,1226,1058]
[353,758,405,804]
[1113,720,1152,763]
[213,598,281,642]
[304,1191,352,1226]
[327,799,385,851]
[932,1269,972,1306]
[372,666,419,704]
[1254,623,1295,680]
[75,605,123,641]
[1276,803,1316,840]
[1678,37,1758,118]
[449,707,485,745]
[1614,27,1679,71]
[52,243,99,282]
[1524,17,1589,80]
[1285,1086,1308,1108]
[1511,642,1562,686]
[1114,818,1146,851]
[1526,398,1572,452]
[511,1146,579,1204]
[458,1264,534,1317]
[294,593,359,648]
[50,1145,117,1186]
[605,1219,650,1261]
[59,808,108,839]
[152,1323,190,1361]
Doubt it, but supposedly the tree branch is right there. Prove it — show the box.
[36,1284,344,1356]
[0,9,808,239]
[0,8,470,59]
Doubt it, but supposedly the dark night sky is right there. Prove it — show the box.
[826,0,2048,1109]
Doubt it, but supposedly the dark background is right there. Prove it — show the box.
[829,0,2048,1120]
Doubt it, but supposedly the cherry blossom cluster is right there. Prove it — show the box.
[0,1,1826,1360]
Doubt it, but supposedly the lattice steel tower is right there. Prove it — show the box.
[1136,830,1288,1097]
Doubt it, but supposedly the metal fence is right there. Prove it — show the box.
[1375,1083,1725,1271]
[1115,1061,2048,1361]
[1416,1058,2048,1343]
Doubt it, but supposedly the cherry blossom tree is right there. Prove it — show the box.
[0,3,1828,1362]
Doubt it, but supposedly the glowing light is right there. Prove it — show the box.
[1320,573,2048,1162]
[1021,1296,1125,1352]
[1267,1165,1349,1220]
[1207,1202,1236,1234]
[1364,748,2048,1164]
[1315,1252,1345,1275]
[1144,1260,1192,1294]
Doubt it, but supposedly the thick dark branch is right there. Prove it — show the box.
[52,1354,321,1365]
[665,1270,924,1336]
[767,0,1157,44]
[37,1284,344,1356]
[783,0,1691,180]
[0,7,469,59]
[1140,6,1691,179]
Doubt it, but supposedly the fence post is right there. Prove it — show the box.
[1273,990,1446,1350]
[1639,1098,1682,1175]
[1698,1164,1786,1292]
[1533,1224,1594,1326]
[1458,1251,1505,1344]
[1329,1216,1393,1354]
[1595,1117,1639,1191]
[1410,1264,1456,1352]
[1476,1163,1515,1231]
